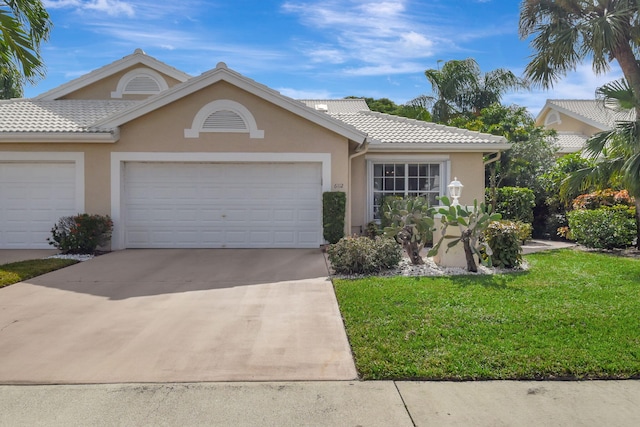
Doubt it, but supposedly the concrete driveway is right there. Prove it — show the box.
[0,249,357,384]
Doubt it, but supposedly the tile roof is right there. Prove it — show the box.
[546,99,635,129]
[298,99,370,114]
[0,99,138,133]
[554,132,588,154]
[329,110,507,145]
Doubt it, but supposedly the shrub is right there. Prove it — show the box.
[572,189,635,210]
[48,214,113,254]
[364,221,381,239]
[484,221,522,268]
[514,221,533,245]
[323,192,346,244]
[567,207,636,249]
[327,236,402,275]
[383,197,434,265]
[490,187,535,223]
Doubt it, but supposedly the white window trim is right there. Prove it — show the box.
[111,68,169,98]
[365,155,451,223]
[110,152,331,250]
[0,151,85,213]
[184,99,265,139]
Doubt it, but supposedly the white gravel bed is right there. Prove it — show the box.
[332,257,528,279]
[46,254,95,262]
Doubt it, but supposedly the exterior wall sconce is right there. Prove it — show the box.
[448,177,463,206]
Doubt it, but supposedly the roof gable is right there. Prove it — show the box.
[92,62,368,144]
[537,99,635,131]
[36,49,191,101]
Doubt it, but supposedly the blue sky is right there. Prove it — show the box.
[31,0,622,115]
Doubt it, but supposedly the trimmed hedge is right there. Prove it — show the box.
[489,187,535,224]
[327,236,402,275]
[567,206,636,249]
[484,220,522,269]
[323,192,346,244]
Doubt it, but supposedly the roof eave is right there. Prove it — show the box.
[367,142,512,152]
[92,65,368,144]
[545,102,610,131]
[35,51,191,101]
[0,130,120,143]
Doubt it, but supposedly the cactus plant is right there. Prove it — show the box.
[383,197,435,265]
[428,196,501,272]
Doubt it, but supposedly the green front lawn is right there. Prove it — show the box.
[334,249,640,380]
[0,258,79,288]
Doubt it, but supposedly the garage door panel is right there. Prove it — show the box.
[0,162,77,249]
[123,162,322,248]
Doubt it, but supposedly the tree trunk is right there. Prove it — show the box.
[613,42,640,98]
[404,242,425,265]
[461,229,478,272]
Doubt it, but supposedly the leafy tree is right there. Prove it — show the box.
[564,79,640,247]
[0,66,23,98]
[349,96,432,121]
[451,103,557,193]
[0,0,52,89]
[423,58,527,123]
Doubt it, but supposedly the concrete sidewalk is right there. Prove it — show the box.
[1,380,638,426]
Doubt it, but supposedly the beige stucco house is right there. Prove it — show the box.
[0,50,509,250]
[536,99,634,154]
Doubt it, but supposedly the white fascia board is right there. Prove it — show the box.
[36,53,191,101]
[0,130,119,143]
[93,66,367,144]
[367,142,512,152]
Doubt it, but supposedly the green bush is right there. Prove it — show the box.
[323,192,346,244]
[514,221,533,245]
[327,236,402,275]
[364,221,381,239]
[484,221,522,268]
[567,207,636,249]
[490,187,535,223]
[48,214,113,254]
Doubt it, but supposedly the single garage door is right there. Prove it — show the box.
[124,162,322,248]
[0,162,77,249]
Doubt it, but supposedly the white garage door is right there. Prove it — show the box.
[0,162,77,249]
[124,162,322,248]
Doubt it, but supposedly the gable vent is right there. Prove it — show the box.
[203,110,247,130]
[124,76,161,93]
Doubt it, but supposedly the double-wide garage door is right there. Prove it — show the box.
[0,162,77,249]
[124,162,322,248]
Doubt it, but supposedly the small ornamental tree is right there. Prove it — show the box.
[383,197,435,265]
[429,196,501,272]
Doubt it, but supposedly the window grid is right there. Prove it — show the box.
[372,163,441,220]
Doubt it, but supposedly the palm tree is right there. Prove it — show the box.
[0,0,52,85]
[519,0,640,98]
[424,58,526,123]
[564,79,640,247]
[520,0,640,247]
[1,66,23,98]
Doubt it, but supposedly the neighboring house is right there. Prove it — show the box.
[0,49,509,250]
[536,99,635,154]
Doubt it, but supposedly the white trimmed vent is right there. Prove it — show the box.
[184,99,264,139]
[203,110,247,131]
[111,68,169,98]
[124,76,161,93]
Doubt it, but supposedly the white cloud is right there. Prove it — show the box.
[45,0,135,17]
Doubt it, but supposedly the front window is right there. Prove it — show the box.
[372,162,442,220]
